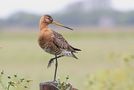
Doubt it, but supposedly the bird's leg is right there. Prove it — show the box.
[47,55,64,68]
[54,55,58,81]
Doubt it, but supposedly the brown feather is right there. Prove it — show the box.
[38,15,81,58]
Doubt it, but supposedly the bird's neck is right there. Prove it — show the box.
[39,22,49,31]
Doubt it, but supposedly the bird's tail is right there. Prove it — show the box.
[70,46,81,52]
[69,46,81,59]
[71,52,78,59]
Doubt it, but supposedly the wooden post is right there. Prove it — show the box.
[40,81,58,90]
[40,81,78,90]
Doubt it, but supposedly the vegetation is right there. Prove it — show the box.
[0,27,134,90]
[57,76,73,90]
[0,71,32,90]
[86,53,134,90]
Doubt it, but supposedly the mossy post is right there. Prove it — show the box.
[40,82,58,90]
[40,81,78,90]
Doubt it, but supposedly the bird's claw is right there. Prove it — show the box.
[47,58,54,68]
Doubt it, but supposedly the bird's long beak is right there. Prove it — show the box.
[52,21,73,30]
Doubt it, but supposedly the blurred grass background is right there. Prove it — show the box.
[0,27,134,90]
[1,0,134,90]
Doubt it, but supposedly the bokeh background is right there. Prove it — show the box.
[0,0,134,90]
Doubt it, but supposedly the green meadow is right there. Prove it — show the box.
[0,27,134,90]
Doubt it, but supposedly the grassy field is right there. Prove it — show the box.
[0,27,134,90]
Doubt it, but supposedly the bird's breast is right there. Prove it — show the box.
[38,35,51,49]
[38,33,61,55]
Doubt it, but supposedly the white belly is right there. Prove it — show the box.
[61,50,73,57]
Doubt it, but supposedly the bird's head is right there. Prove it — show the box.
[40,15,53,24]
[40,15,73,30]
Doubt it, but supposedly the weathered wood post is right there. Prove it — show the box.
[40,82,58,90]
[40,81,78,90]
[40,82,78,90]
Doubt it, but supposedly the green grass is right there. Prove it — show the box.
[0,28,134,90]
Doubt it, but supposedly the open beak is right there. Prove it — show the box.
[52,21,73,30]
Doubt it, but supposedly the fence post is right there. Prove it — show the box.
[40,81,58,90]
[40,81,78,90]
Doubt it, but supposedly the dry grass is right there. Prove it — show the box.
[0,27,134,90]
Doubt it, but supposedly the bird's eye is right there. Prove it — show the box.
[49,18,53,21]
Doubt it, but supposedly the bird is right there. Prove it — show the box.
[38,15,81,81]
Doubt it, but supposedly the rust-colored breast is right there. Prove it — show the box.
[38,29,61,55]
[38,29,52,48]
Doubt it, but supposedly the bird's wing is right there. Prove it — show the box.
[52,31,72,51]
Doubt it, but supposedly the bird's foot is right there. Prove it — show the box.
[47,58,55,68]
